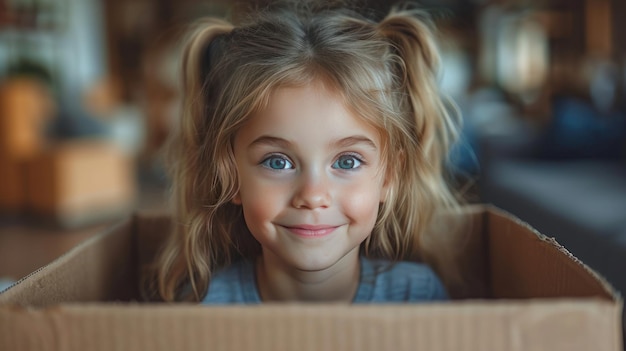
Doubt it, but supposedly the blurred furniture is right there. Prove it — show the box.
[0,77,54,212]
[0,77,137,228]
[479,97,626,296]
[25,140,136,228]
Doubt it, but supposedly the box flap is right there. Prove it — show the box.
[0,300,620,351]
[0,219,138,307]
[486,207,620,300]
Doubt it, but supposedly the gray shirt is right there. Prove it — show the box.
[202,257,448,304]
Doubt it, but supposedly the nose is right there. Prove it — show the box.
[291,170,331,210]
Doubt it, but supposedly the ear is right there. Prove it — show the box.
[379,164,395,203]
[232,192,242,205]
[380,150,402,203]
[380,176,392,203]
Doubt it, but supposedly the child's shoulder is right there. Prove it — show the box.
[357,257,448,303]
[202,259,261,304]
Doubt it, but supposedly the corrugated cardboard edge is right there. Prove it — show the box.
[485,205,625,346]
[0,218,136,305]
[0,300,621,351]
[485,205,622,301]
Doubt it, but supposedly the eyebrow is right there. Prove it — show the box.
[248,135,377,150]
[248,136,291,149]
[333,135,378,151]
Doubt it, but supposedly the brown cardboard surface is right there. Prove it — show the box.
[0,219,138,306]
[488,211,617,299]
[0,301,620,351]
[0,205,623,351]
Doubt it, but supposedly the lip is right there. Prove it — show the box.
[281,224,340,237]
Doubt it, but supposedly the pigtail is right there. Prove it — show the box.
[149,19,235,302]
[181,18,234,131]
[377,9,464,291]
[378,8,457,167]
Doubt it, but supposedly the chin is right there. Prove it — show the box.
[289,252,354,273]
[294,262,335,272]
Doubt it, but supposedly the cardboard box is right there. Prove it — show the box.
[0,206,623,351]
[24,139,137,228]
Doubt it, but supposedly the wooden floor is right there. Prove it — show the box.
[0,185,168,282]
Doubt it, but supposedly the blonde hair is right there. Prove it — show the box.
[151,1,463,302]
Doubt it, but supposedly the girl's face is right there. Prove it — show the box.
[233,81,389,273]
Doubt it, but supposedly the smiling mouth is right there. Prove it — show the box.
[281,225,339,237]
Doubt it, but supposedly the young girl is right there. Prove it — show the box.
[153,1,462,303]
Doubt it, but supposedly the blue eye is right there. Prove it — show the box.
[261,155,294,170]
[332,155,362,170]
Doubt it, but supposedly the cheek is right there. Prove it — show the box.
[238,178,288,231]
[240,193,276,238]
[341,180,383,225]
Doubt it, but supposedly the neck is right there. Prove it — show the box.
[255,249,360,303]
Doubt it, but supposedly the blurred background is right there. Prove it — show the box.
[0,0,625,296]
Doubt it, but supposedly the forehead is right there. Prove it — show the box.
[236,82,382,147]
